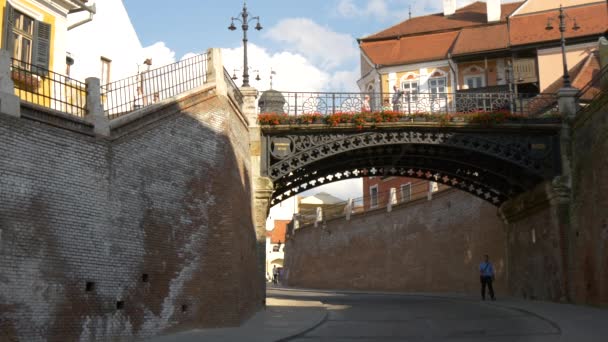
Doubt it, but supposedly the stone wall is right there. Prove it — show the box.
[570,93,608,307]
[0,88,260,341]
[499,182,569,302]
[284,189,507,296]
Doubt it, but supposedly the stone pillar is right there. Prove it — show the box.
[85,77,110,137]
[206,48,227,96]
[387,187,397,212]
[241,87,259,127]
[242,80,271,305]
[0,50,20,117]
[253,176,273,305]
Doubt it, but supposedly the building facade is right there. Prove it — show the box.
[362,176,446,211]
[358,0,607,111]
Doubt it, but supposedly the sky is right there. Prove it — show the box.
[123,0,520,92]
[120,0,521,223]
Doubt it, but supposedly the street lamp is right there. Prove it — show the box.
[231,67,261,82]
[545,5,581,88]
[228,2,262,87]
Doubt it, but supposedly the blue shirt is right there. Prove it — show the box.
[479,261,494,277]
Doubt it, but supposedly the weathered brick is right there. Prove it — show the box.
[0,89,260,341]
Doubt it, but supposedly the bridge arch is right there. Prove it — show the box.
[261,125,562,206]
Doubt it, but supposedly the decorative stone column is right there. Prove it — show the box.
[241,83,274,305]
[85,77,110,137]
[240,86,259,127]
[0,50,21,117]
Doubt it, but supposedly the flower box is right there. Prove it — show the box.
[11,70,40,91]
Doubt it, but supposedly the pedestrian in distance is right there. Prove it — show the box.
[272,265,278,285]
[479,254,496,301]
[391,85,404,112]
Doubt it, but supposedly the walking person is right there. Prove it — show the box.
[479,254,496,301]
[272,265,278,285]
[391,85,404,112]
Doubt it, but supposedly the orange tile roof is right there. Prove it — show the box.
[509,3,608,46]
[361,31,459,66]
[268,220,289,244]
[363,1,523,41]
[451,24,510,55]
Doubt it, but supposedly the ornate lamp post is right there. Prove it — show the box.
[545,5,580,88]
[228,2,262,87]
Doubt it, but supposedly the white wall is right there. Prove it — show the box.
[66,0,175,83]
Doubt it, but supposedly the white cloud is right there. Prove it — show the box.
[221,44,361,93]
[221,44,330,92]
[140,42,176,68]
[264,18,358,70]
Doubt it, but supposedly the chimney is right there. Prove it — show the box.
[487,0,501,22]
[443,0,456,16]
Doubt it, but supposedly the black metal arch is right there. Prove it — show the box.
[262,126,562,206]
[270,144,543,206]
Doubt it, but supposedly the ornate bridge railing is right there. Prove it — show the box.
[260,91,559,117]
[102,53,209,119]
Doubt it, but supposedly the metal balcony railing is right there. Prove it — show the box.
[11,58,87,117]
[102,53,209,119]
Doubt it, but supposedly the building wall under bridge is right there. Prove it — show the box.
[284,188,507,295]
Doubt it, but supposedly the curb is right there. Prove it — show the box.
[274,308,328,342]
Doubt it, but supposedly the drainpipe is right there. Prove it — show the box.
[67,1,96,31]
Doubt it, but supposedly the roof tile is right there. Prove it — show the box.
[509,3,608,46]
[451,24,510,55]
[363,1,522,41]
[361,31,459,66]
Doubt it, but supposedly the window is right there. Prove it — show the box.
[3,4,51,73]
[400,183,411,202]
[464,75,484,89]
[101,57,112,87]
[401,81,419,101]
[429,77,446,98]
[370,185,378,209]
[11,10,34,67]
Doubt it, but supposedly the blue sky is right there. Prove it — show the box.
[123,0,443,60]
[122,1,516,92]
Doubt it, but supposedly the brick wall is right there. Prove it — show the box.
[284,189,507,296]
[0,89,260,341]
[570,94,608,307]
[500,185,568,302]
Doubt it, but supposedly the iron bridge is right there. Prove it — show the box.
[260,123,563,207]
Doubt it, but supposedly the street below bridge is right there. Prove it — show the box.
[147,286,608,342]
[270,287,608,342]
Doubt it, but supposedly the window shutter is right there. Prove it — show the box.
[2,3,15,51]
[33,20,51,75]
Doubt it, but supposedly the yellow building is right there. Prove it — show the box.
[1,0,94,114]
